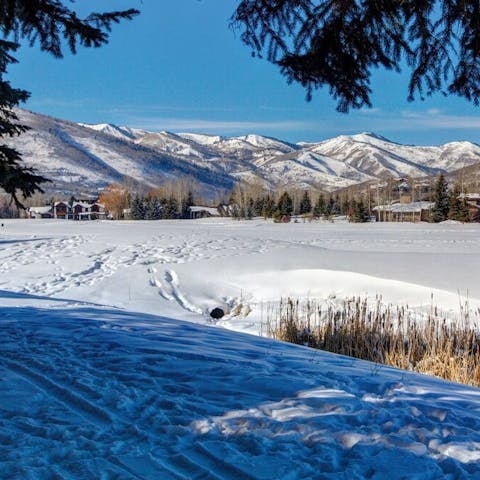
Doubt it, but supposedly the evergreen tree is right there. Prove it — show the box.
[246,198,255,219]
[0,2,138,207]
[254,197,265,216]
[262,194,276,218]
[145,197,162,220]
[333,194,342,215]
[0,41,49,207]
[130,194,146,220]
[349,199,369,223]
[431,173,450,223]
[299,191,312,215]
[325,196,335,217]
[448,184,470,222]
[276,192,293,217]
[181,190,194,219]
[358,200,369,222]
[313,194,325,217]
[163,196,179,219]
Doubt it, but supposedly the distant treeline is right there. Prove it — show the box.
[129,191,194,220]
[10,172,478,223]
[230,189,369,222]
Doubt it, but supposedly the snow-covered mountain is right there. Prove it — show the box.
[8,109,480,196]
[11,110,235,197]
[77,123,149,142]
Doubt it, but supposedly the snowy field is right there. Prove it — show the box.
[2,218,480,479]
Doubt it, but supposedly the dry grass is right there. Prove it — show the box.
[267,297,480,387]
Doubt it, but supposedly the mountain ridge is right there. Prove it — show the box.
[7,109,480,197]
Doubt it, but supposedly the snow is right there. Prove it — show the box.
[137,132,211,160]
[373,201,434,213]
[78,122,150,141]
[189,206,220,216]
[308,132,466,179]
[236,134,296,152]
[11,109,480,197]
[28,206,52,215]
[2,218,480,479]
[256,150,372,189]
[179,132,225,145]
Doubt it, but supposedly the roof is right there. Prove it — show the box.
[29,206,53,214]
[189,206,220,216]
[373,201,434,213]
[460,193,480,200]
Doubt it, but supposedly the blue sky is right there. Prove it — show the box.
[8,0,480,145]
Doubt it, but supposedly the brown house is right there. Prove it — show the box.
[72,201,106,220]
[53,201,70,219]
[460,194,480,222]
[28,201,105,220]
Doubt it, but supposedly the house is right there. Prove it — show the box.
[460,193,480,222]
[53,201,70,219]
[90,202,106,220]
[28,206,53,219]
[373,202,434,222]
[188,206,220,219]
[28,201,106,220]
[72,202,90,220]
[71,202,106,220]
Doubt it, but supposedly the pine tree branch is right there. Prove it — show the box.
[232,0,480,110]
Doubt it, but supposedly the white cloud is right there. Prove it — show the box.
[398,110,480,129]
[359,107,382,115]
[28,97,92,108]
[124,116,312,133]
[341,108,480,132]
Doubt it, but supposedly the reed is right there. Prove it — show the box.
[267,296,480,387]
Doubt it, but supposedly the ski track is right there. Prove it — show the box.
[2,308,480,479]
[2,221,480,478]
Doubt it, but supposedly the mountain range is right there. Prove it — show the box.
[8,109,480,198]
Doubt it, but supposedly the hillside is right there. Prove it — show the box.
[7,109,480,196]
[10,110,235,198]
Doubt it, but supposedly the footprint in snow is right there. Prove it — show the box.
[165,269,203,315]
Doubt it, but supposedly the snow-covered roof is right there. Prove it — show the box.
[72,203,91,211]
[29,206,52,214]
[189,206,220,216]
[373,201,434,213]
[460,193,480,200]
